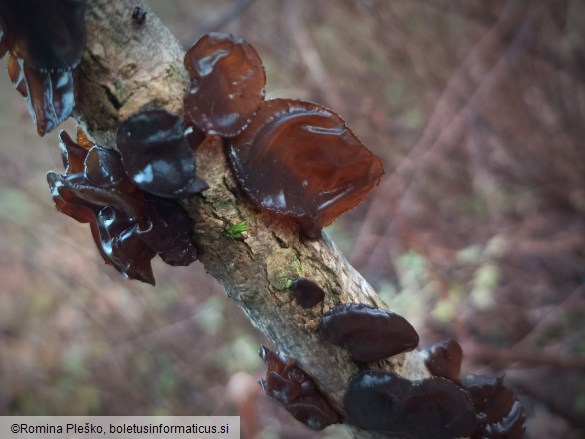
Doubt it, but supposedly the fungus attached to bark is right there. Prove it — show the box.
[116,109,208,198]
[184,32,266,137]
[290,278,325,308]
[228,99,384,239]
[319,303,418,362]
[7,54,76,136]
[460,375,526,439]
[344,370,476,439]
[258,346,341,431]
[425,339,464,382]
[47,129,198,285]
[0,0,87,71]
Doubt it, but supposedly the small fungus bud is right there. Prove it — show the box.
[290,278,325,308]
[425,339,464,382]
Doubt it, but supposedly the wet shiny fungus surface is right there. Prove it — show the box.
[47,130,197,285]
[116,109,208,198]
[319,303,418,362]
[0,0,86,71]
[290,278,325,308]
[184,32,266,137]
[425,339,464,382]
[258,346,341,431]
[228,99,384,239]
[345,371,476,439]
[461,375,526,439]
[7,54,76,136]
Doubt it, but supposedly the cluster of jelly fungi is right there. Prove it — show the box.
[2,8,524,434]
[319,303,419,363]
[183,32,384,239]
[345,370,477,439]
[47,127,199,285]
[0,0,86,135]
[258,346,342,431]
[290,278,325,308]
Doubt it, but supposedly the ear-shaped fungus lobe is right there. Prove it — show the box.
[425,339,464,382]
[460,375,526,439]
[319,303,418,362]
[184,32,266,137]
[228,99,384,239]
[116,110,208,198]
[0,0,86,71]
[7,55,76,136]
[258,346,341,431]
[290,278,325,308]
[345,371,476,439]
[47,131,198,285]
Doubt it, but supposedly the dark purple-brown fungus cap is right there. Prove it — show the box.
[47,129,198,285]
[7,54,76,136]
[258,346,341,431]
[228,99,384,239]
[116,109,208,198]
[0,0,86,71]
[319,303,419,363]
[425,339,464,382]
[460,375,526,439]
[184,32,266,137]
[344,370,476,439]
[291,278,325,308]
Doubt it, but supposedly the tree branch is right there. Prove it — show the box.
[74,1,429,437]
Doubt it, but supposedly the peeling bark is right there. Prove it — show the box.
[74,1,430,437]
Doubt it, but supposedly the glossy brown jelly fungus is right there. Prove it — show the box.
[291,278,325,308]
[319,303,419,363]
[184,32,265,137]
[116,110,208,198]
[258,345,342,431]
[7,54,76,136]
[47,130,197,285]
[0,0,86,71]
[228,99,384,239]
[460,375,526,439]
[425,339,464,382]
[344,370,476,439]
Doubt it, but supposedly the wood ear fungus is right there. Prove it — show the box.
[228,99,384,239]
[47,129,198,285]
[319,303,419,362]
[344,370,476,439]
[116,109,208,198]
[290,278,325,308]
[184,32,266,137]
[460,375,526,439]
[424,339,464,382]
[258,346,341,431]
[7,54,76,136]
[0,0,87,72]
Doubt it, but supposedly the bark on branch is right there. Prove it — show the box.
[74,1,429,437]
